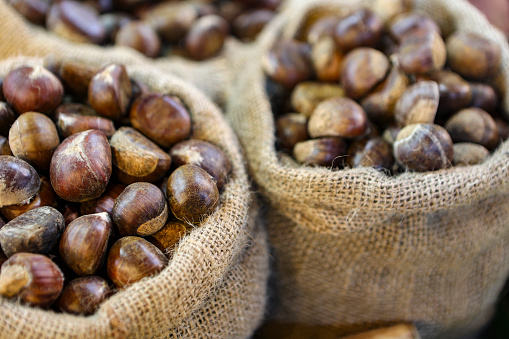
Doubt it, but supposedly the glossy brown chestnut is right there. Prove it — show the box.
[422,70,472,113]
[444,107,499,150]
[0,253,63,307]
[142,2,197,43]
[346,137,394,170]
[59,60,99,98]
[233,8,274,41]
[334,8,384,52]
[452,142,490,166]
[56,112,116,139]
[130,93,191,148]
[2,65,63,115]
[170,139,232,190]
[388,12,441,42]
[397,29,446,74]
[185,15,228,60]
[1,176,57,221]
[9,112,60,171]
[59,212,112,276]
[80,183,125,216]
[0,102,17,137]
[115,21,161,58]
[88,63,132,120]
[0,206,65,257]
[55,275,110,315]
[0,156,40,208]
[107,236,168,288]
[290,81,345,118]
[275,113,309,151]
[310,36,343,82]
[110,127,172,184]
[8,0,51,25]
[50,130,112,202]
[166,164,219,225]
[394,81,439,127]
[112,182,168,236]
[469,82,498,112]
[293,137,348,167]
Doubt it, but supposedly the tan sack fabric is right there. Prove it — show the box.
[225,0,509,338]
[0,56,268,339]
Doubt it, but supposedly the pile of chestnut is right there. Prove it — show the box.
[264,6,509,173]
[0,60,231,314]
[8,0,280,60]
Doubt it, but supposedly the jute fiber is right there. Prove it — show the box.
[0,57,268,339]
[225,0,509,338]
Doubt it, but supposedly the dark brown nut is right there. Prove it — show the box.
[495,117,509,142]
[382,124,402,145]
[444,107,499,150]
[262,39,313,89]
[446,32,501,79]
[59,60,99,99]
[8,0,51,25]
[3,65,64,115]
[0,206,65,257]
[0,136,12,156]
[55,276,110,315]
[88,64,132,121]
[311,36,343,82]
[185,15,228,61]
[107,236,168,289]
[166,164,219,225]
[371,0,411,22]
[59,212,112,276]
[0,253,63,307]
[394,81,439,127]
[346,137,394,170]
[340,48,390,100]
[56,112,116,139]
[334,9,384,52]
[170,139,232,190]
[142,2,198,43]
[9,112,60,171]
[388,12,441,43]
[110,127,172,184]
[308,97,368,139]
[59,203,79,226]
[469,82,498,112]
[0,78,4,102]
[0,156,40,208]
[130,93,191,148]
[80,183,125,216]
[361,66,409,124]
[146,221,189,258]
[0,102,17,137]
[305,16,340,45]
[290,82,345,118]
[46,0,106,44]
[1,176,57,221]
[397,30,446,74]
[112,182,168,236]
[99,13,132,42]
[421,70,472,113]
[394,123,453,172]
[114,21,161,58]
[275,113,309,151]
[50,130,112,202]
[55,102,98,117]
[233,8,274,41]
[293,137,347,167]
[217,1,244,23]
[452,142,490,166]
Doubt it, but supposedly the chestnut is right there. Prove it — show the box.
[290,81,345,118]
[142,1,197,43]
[0,253,64,307]
[397,29,446,74]
[0,206,65,258]
[80,183,125,216]
[334,8,384,52]
[130,93,191,148]
[346,137,394,170]
[0,156,40,208]
[170,139,232,190]
[304,16,339,45]
[394,81,439,127]
[112,182,168,236]
[88,63,132,121]
[310,36,343,82]
[114,21,161,58]
[59,212,112,276]
[185,15,228,61]
[233,8,274,41]
[59,60,99,99]
[7,0,51,25]
[452,142,490,166]
[2,65,63,115]
[50,130,112,202]
[469,82,498,112]
[394,123,453,172]
[293,137,348,167]
[146,221,189,258]
[388,12,441,42]
[9,111,60,171]
[275,113,309,151]
[0,102,17,137]
[107,236,168,288]
[0,136,12,156]
[421,70,472,113]
[110,127,172,184]
[55,275,110,315]
[56,111,116,139]
[444,108,499,150]
[166,164,219,225]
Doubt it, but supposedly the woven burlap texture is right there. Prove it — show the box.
[0,57,268,339]
[225,0,509,338]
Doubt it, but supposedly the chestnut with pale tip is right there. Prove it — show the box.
[397,29,446,74]
[0,253,64,307]
[394,123,454,172]
[146,221,189,258]
[334,8,384,52]
[290,81,345,118]
[0,156,40,208]
[394,81,439,127]
[107,236,168,289]
[293,137,348,167]
[112,182,168,237]
[0,206,65,258]
[166,164,219,225]
[185,15,228,61]
[2,65,63,115]
[59,212,112,276]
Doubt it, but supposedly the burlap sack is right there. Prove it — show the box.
[0,56,268,339]
[225,0,509,338]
